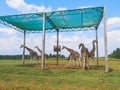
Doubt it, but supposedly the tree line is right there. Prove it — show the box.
[108,48,120,59]
[1,48,120,60]
[0,54,65,60]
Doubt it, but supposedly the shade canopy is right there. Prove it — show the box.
[0,7,104,33]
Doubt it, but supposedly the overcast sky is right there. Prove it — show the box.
[0,0,120,57]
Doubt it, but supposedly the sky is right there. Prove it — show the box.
[0,0,120,57]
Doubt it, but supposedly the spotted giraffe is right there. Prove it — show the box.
[89,40,97,65]
[20,45,38,64]
[34,46,48,61]
[79,43,89,70]
[89,40,97,58]
[62,46,81,66]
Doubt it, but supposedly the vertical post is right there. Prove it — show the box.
[41,12,46,70]
[96,29,99,66]
[56,29,59,65]
[22,31,26,64]
[104,7,108,72]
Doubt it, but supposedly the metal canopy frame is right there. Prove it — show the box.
[0,7,108,72]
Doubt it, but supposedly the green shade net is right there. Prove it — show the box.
[0,7,104,33]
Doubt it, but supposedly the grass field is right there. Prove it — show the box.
[0,58,120,90]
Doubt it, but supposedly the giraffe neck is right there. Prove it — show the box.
[36,47,42,54]
[92,41,96,50]
[23,46,34,52]
[89,41,97,57]
[63,46,73,53]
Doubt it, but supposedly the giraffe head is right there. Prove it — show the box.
[20,45,24,48]
[79,43,84,49]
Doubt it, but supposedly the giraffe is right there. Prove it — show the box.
[89,40,97,58]
[62,46,81,66]
[79,43,89,70]
[20,45,38,64]
[34,46,48,61]
[74,51,81,67]
[89,40,97,66]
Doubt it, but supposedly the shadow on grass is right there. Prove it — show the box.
[90,65,105,70]
[90,65,113,72]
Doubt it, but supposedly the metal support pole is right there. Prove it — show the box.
[56,29,59,65]
[22,31,26,64]
[96,29,99,66]
[104,7,109,72]
[41,13,46,70]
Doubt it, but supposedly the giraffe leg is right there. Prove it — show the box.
[30,54,33,64]
[77,59,78,67]
[30,57,32,64]
[78,57,82,67]
[77,58,79,67]
[69,56,72,65]
[36,56,38,64]
[83,58,85,70]
[87,60,90,69]
[80,57,82,67]
[81,57,83,68]
[89,58,93,66]
[78,57,81,67]
[45,56,47,63]
[85,56,89,70]
[72,59,75,66]
[45,58,46,62]
[92,58,94,66]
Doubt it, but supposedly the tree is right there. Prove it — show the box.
[48,53,65,58]
[108,48,120,59]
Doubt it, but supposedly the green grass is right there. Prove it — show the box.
[0,59,120,90]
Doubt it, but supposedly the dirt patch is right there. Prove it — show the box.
[34,64,82,69]
[34,63,106,70]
